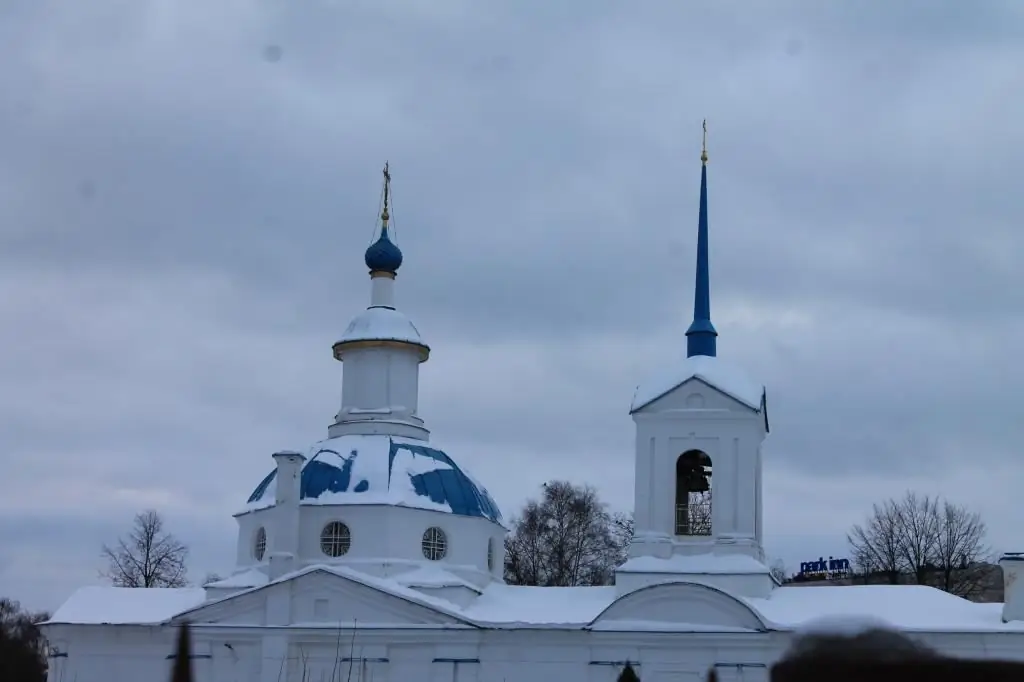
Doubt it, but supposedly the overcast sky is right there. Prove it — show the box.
[2,1,1023,612]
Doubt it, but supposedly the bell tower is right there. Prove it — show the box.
[617,123,772,598]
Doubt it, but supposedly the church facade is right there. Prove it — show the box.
[41,152,1024,682]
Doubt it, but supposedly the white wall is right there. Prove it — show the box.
[233,503,503,586]
[48,623,1024,682]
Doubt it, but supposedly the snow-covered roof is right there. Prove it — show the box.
[45,586,207,625]
[394,564,482,591]
[46,568,1022,635]
[631,354,764,413]
[334,306,428,350]
[748,585,1014,633]
[242,434,503,523]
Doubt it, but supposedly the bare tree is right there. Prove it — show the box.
[504,481,629,587]
[848,498,903,584]
[609,511,634,567]
[847,491,990,597]
[769,559,788,584]
[931,499,990,599]
[893,492,939,584]
[101,510,189,587]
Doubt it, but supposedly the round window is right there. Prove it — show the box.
[320,521,352,557]
[421,527,447,561]
[254,527,267,561]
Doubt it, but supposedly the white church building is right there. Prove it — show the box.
[42,147,1024,682]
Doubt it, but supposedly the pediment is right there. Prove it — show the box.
[642,376,760,414]
[172,568,471,627]
[631,355,764,415]
[171,586,267,625]
[290,570,468,625]
[589,582,767,632]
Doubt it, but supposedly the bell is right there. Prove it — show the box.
[680,464,710,493]
[689,471,710,493]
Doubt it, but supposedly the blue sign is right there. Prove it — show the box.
[798,556,850,579]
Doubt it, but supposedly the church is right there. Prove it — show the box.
[41,139,1024,682]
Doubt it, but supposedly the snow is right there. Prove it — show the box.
[631,354,763,412]
[462,584,616,626]
[46,586,207,625]
[395,564,480,590]
[748,585,1024,633]
[336,307,426,347]
[393,448,454,477]
[618,553,769,575]
[207,568,268,588]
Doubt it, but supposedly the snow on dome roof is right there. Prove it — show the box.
[631,353,764,413]
[335,306,428,350]
[244,435,502,523]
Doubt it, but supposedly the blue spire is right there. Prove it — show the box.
[685,121,718,358]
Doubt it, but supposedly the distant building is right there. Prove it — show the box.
[786,563,1005,604]
[40,145,1024,682]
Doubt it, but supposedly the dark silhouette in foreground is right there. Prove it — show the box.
[0,598,48,682]
[767,627,1024,682]
[617,662,640,682]
[170,622,192,682]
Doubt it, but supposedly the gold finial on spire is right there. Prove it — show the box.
[381,161,391,225]
[701,119,708,165]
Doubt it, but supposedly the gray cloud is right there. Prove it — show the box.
[2,1,1023,610]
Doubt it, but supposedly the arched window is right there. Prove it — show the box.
[422,527,448,561]
[320,521,352,557]
[675,450,712,536]
[253,527,267,561]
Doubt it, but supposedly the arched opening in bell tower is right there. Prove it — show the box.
[675,450,712,536]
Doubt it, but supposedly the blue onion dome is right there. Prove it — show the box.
[364,226,403,273]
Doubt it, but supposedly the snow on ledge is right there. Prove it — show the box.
[618,553,769,575]
[394,564,481,591]
[631,354,763,413]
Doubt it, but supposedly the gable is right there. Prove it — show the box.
[631,355,764,414]
[170,585,268,625]
[290,570,466,625]
[640,376,761,414]
[589,582,767,632]
[173,568,469,627]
